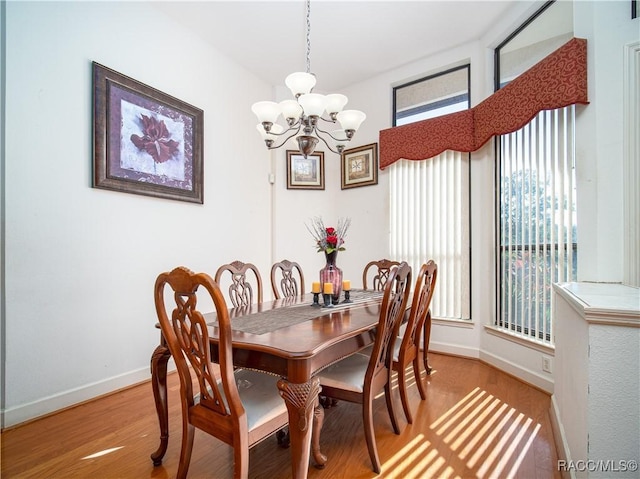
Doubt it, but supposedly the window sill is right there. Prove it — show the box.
[432,317,475,329]
[484,324,555,355]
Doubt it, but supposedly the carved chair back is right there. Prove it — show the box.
[393,260,437,423]
[362,259,401,291]
[368,261,413,381]
[214,260,263,308]
[270,259,305,299]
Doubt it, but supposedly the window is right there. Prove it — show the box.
[390,66,471,320]
[394,66,469,125]
[495,1,576,343]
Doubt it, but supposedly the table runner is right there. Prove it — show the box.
[220,289,384,335]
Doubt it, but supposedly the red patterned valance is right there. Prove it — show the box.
[379,37,588,169]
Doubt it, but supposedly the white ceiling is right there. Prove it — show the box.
[152,0,523,92]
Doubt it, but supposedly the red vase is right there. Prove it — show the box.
[319,251,343,304]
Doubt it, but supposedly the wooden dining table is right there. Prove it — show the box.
[149,290,384,479]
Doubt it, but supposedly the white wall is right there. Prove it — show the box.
[574,0,637,282]
[2,1,274,426]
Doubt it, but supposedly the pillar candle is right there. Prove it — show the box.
[311,282,321,293]
[323,282,333,294]
[342,280,351,291]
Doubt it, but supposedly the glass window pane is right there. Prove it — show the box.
[394,66,469,125]
[497,1,573,86]
[495,0,576,344]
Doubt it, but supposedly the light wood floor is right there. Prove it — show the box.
[1,353,560,478]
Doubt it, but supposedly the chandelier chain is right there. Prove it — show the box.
[306,0,311,74]
[251,0,365,157]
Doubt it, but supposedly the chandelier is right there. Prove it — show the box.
[251,0,366,158]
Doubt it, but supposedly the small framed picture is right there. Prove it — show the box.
[286,150,325,190]
[341,143,378,189]
[93,62,204,203]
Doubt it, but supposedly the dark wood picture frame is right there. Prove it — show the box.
[340,142,379,189]
[93,62,204,203]
[286,150,325,190]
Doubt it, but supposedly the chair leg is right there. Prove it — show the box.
[384,381,401,435]
[363,395,381,474]
[311,400,327,469]
[423,313,433,375]
[423,346,433,375]
[232,442,249,479]
[413,356,427,400]
[397,363,413,424]
[177,422,195,479]
[319,395,338,408]
[276,428,290,448]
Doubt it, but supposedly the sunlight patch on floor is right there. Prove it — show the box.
[436,388,488,436]
[505,423,541,477]
[448,396,502,448]
[331,366,544,477]
[384,435,431,473]
[423,387,542,478]
[383,434,462,479]
[81,446,124,460]
[430,387,481,430]
[374,365,430,400]
[457,401,508,458]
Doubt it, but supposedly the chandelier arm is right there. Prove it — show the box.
[266,125,303,150]
[316,116,339,125]
[314,130,340,155]
[315,123,349,142]
[269,120,302,137]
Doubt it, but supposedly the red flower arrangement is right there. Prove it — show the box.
[307,217,351,254]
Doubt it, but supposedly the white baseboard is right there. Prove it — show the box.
[550,394,575,479]
[430,342,554,393]
[429,340,480,359]
[2,366,154,428]
[479,349,554,393]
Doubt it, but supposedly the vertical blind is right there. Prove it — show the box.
[390,151,471,320]
[498,106,577,343]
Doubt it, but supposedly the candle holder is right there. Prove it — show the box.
[311,292,321,307]
[322,293,334,308]
[342,290,353,303]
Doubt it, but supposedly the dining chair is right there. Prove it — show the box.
[154,266,289,479]
[391,260,437,424]
[213,260,292,447]
[214,260,263,308]
[317,262,412,474]
[362,259,401,291]
[270,259,305,299]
